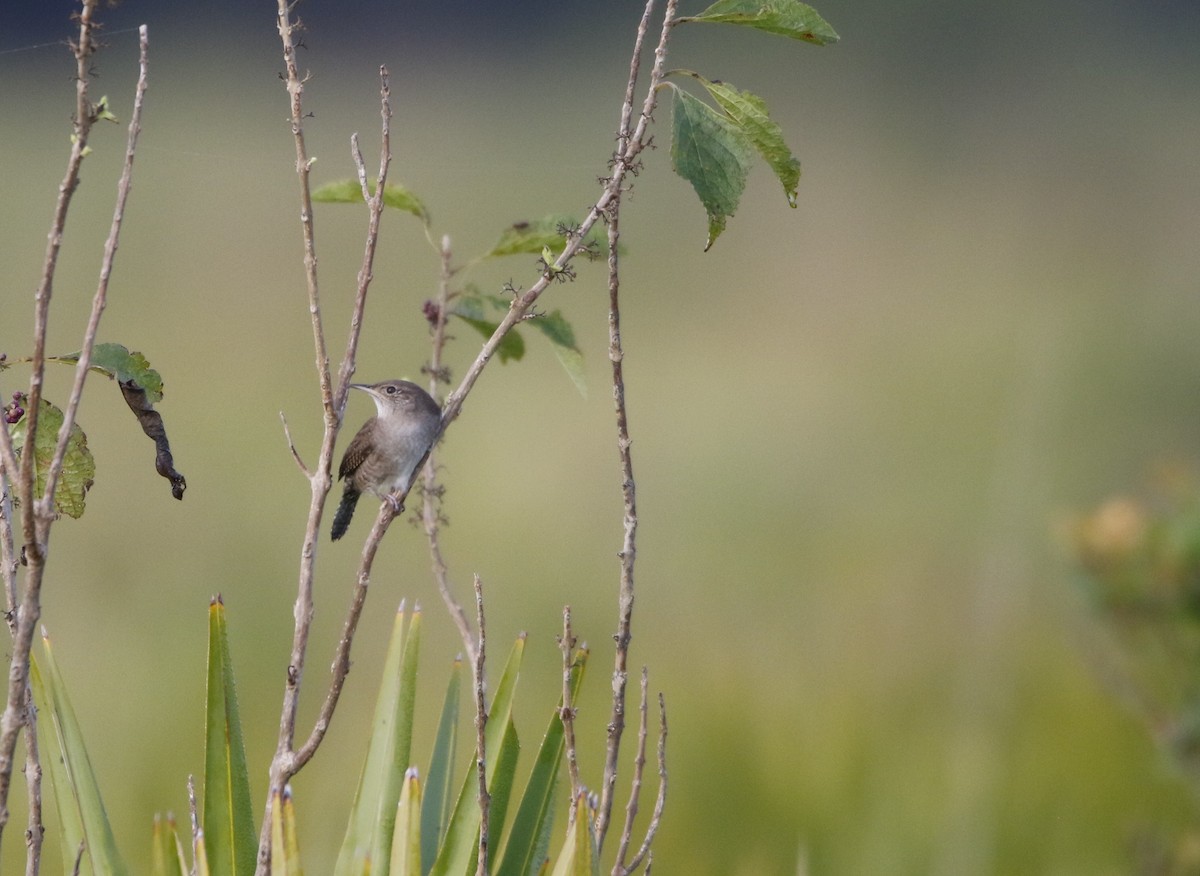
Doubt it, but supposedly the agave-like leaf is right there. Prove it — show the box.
[202,597,256,875]
[429,636,526,876]
[335,603,422,876]
[32,632,129,875]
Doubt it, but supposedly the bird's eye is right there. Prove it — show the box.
[385,385,397,394]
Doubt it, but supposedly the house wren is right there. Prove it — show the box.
[331,379,441,541]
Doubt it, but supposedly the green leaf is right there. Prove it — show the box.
[527,310,586,398]
[10,398,95,519]
[203,596,256,876]
[336,604,422,876]
[486,216,602,259]
[670,86,756,251]
[693,76,801,207]
[548,792,599,876]
[312,178,431,223]
[271,788,304,876]
[152,814,189,876]
[422,659,463,873]
[429,636,527,876]
[52,342,164,403]
[496,648,589,876]
[390,769,424,876]
[32,632,130,876]
[450,296,526,364]
[678,0,840,45]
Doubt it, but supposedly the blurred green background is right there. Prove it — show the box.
[4,1,1200,873]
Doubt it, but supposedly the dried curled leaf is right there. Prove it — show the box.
[53,343,186,499]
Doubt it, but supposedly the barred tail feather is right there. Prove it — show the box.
[331,486,361,541]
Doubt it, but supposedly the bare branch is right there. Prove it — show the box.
[614,667,650,873]
[22,685,42,876]
[290,505,392,770]
[595,0,678,849]
[623,691,668,875]
[278,411,311,477]
[0,14,149,847]
[422,235,478,661]
[472,575,490,876]
[0,467,16,635]
[258,23,393,869]
[559,606,582,818]
[42,22,150,515]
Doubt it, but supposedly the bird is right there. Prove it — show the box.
[331,379,441,541]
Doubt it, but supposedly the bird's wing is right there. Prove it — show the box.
[338,421,375,481]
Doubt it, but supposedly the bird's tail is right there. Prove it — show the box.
[331,485,361,541]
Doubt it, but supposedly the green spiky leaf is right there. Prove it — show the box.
[422,658,463,871]
[32,632,130,876]
[389,769,424,876]
[203,596,256,876]
[670,86,756,250]
[271,788,304,876]
[10,398,95,518]
[151,814,189,876]
[496,648,589,876]
[336,604,422,876]
[429,636,526,876]
[678,0,840,45]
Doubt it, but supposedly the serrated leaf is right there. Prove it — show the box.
[54,342,164,402]
[670,87,756,251]
[450,295,526,364]
[10,398,95,518]
[679,0,839,45]
[695,77,801,207]
[312,179,431,223]
[32,633,130,876]
[203,597,256,876]
[486,216,602,259]
[527,311,586,398]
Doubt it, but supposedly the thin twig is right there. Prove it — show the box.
[560,606,582,820]
[421,235,478,661]
[257,19,392,866]
[291,506,390,769]
[0,468,16,635]
[373,0,677,533]
[614,667,649,872]
[22,684,42,876]
[187,774,201,876]
[595,0,678,849]
[623,692,667,875]
[472,575,490,876]
[278,412,310,477]
[0,15,149,847]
